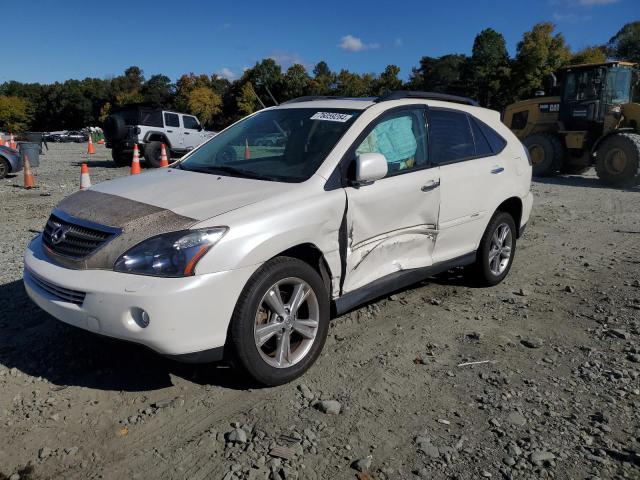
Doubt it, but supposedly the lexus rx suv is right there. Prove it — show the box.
[23,91,533,386]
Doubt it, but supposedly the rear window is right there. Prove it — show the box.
[474,117,507,154]
[114,108,163,127]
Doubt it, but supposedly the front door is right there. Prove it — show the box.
[182,114,203,149]
[343,106,441,293]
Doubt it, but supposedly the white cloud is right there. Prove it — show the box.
[339,34,380,52]
[216,67,235,80]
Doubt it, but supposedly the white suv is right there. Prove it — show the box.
[103,104,215,167]
[24,92,533,386]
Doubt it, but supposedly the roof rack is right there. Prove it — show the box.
[282,96,376,104]
[376,91,478,106]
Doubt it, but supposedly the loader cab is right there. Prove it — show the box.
[559,62,637,132]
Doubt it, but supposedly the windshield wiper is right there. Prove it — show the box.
[183,164,281,181]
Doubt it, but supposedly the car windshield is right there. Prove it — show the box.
[179,108,361,182]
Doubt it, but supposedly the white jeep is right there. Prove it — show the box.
[24,92,533,386]
[103,103,215,167]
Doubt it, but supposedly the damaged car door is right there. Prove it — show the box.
[342,106,440,293]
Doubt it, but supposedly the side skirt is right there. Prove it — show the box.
[333,251,476,316]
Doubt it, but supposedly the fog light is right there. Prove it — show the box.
[132,307,150,328]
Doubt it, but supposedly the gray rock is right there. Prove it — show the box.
[10,474,20,480]
[39,446,52,459]
[627,353,640,363]
[503,456,516,466]
[297,384,314,400]
[564,285,575,293]
[420,443,440,458]
[226,428,248,443]
[608,329,629,339]
[506,411,527,427]
[316,400,341,415]
[64,446,79,455]
[530,450,555,466]
[352,456,372,472]
[521,337,544,349]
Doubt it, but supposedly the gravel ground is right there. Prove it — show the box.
[1,143,639,480]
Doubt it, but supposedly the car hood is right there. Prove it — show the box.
[44,168,293,270]
[91,167,289,221]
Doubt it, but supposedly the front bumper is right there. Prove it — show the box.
[23,237,258,359]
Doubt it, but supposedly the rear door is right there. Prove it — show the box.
[428,108,507,262]
[182,115,203,149]
[343,106,441,293]
[163,112,183,149]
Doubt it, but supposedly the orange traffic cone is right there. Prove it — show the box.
[23,154,35,189]
[0,136,4,146]
[244,138,251,159]
[97,138,105,145]
[131,144,141,175]
[87,135,95,154]
[10,133,16,149]
[80,163,92,190]
[160,143,169,167]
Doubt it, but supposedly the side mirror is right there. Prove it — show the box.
[355,152,388,184]
[197,125,203,131]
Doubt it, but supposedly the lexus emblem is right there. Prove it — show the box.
[50,225,69,245]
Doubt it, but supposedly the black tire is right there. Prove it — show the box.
[229,257,330,387]
[0,158,9,179]
[523,133,565,177]
[595,133,640,187]
[144,141,165,168]
[111,148,130,167]
[103,114,127,142]
[469,211,517,287]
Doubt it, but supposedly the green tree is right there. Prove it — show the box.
[570,46,607,65]
[0,95,32,131]
[335,70,373,97]
[237,82,258,115]
[310,61,335,95]
[282,64,311,100]
[373,65,402,96]
[142,74,174,105]
[512,22,571,99]
[408,54,468,95]
[187,86,222,126]
[466,28,511,108]
[608,21,640,63]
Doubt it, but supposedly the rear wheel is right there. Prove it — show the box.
[111,148,130,167]
[229,257,330,386]
[523,133,565,177]
[595,133,640,187]
[143,141,163,168]
[0,158,9,179]
[469,211,517,287]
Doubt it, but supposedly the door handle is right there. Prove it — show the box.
[184,132,190,135]
[491,167,505,174]
[421,180,440,192]
[167,130,173,133]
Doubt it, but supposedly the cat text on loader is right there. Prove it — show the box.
[503,61,640,186]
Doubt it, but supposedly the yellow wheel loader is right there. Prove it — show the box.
[503,61,640,186]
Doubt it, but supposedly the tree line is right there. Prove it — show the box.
[0,21,638,133]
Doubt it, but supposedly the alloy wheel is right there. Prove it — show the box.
[488,223,513,276]
[253,277,319,369]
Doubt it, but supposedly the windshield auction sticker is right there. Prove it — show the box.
[310,112,353,122]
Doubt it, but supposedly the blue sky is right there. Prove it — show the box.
[2,0,636,84]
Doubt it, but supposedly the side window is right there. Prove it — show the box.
[474,117,507,154]
[164,113,180,128]
[428,109,475,164]
[355,109,426,175]
[469,118,493,157]
[183,115,200,130]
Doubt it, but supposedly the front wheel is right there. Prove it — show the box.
[595,133,640,187]
[470,211,517,286]
[0,158,8,179]
[229,257,330,386]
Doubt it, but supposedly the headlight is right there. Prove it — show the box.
[113,227,228,277]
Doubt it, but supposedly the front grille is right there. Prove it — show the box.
[27,270,86,305]
[42,211,119,260]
